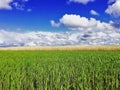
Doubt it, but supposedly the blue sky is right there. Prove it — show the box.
[0,0,118,31]
[0,0,120,46]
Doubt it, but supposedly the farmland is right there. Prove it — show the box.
[0,50,120,90]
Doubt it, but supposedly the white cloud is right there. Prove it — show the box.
[0,0,13,10]
[12,2,25,11]
[12,0,30,11]
[90,10,99,16]
[58,14,114,31]
[69,0,95,4]
[48,14,120,46]
[0,28,120,47]
[50,20,61,27]
[0,0,30,11]
[105,0,120,18]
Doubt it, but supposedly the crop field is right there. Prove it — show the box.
[0,50,120,90]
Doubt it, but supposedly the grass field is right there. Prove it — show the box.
[0,50,120,90]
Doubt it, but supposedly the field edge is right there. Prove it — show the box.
[0,45,120,51]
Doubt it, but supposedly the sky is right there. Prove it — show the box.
[0,0,120,46]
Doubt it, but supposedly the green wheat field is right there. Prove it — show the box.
[0,50,120,90]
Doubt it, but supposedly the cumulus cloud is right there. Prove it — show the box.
[0,0,30,11]
[12,0,30,11]
[0,29,120,47]
[69,0,95,4]
[49,14,120,46]
[90,10,99,16]
[105,0,120,18]
[0,0,13,10]
[12,2,25,10]
[50,20,61,27]
[57,14,114,31]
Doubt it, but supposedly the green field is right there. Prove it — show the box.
[0,51,120,90]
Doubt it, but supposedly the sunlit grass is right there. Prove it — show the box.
[0,50,120,90]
